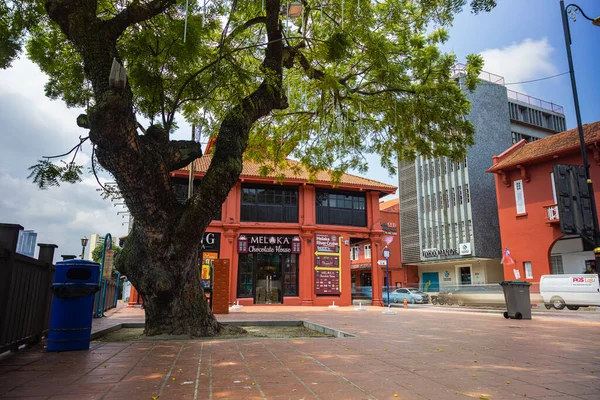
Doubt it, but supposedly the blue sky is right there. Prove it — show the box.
[0,0,598,258]
[444,0,599,128]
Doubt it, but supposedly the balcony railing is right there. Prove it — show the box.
[452,63,565,115]
[544,205,560,224]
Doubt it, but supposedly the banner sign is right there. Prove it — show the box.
[200,232,221,251]
[314,234,342,295]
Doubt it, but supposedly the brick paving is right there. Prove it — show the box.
[1,305,599,399]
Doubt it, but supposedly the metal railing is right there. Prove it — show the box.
[544,205,560,221]
[0,224,57,353]
[452,63,565,115]
[507,90,564,115]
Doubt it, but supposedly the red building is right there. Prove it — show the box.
[169,156,396,307]
[488,121,600,282]
[350,198,419,297]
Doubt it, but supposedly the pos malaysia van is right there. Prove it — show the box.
[540,274,600,310]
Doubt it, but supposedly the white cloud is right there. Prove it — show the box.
[480,38,557,93]
[0,58,125,262]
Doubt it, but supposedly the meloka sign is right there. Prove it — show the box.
[422,248,459,258]
[241,234,298,254]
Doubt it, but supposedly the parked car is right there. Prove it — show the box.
[383,287,429,304]
[447,285,505,306]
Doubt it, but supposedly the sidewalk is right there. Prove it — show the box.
[1,305,598,399]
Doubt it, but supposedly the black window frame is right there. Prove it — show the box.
[316,189,367,227]
[241,184,299,223]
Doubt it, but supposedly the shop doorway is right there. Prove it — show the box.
[255,254,282,304]
[237,253,299,304]
[458,266,472,285]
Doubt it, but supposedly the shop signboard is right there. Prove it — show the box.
[315,270,340,294]
[240,234,298,253]
[315,234,339,253]
[314,234,342,295]
[200,232,221,251]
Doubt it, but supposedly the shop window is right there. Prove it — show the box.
[237,254,255,298]
[524,261,533,279]
[364,244,371,259]
[241,185,298,223]
[282,254,298,296]
[316,190,367,227]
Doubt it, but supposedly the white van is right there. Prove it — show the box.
[540,274,600,310]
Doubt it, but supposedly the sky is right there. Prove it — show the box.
[0,0,598,261]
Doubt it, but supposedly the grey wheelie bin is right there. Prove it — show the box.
[500,280,532,320]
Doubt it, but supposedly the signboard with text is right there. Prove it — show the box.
[314,234,342,295]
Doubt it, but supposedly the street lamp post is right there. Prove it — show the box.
[560,1,600,267]
[80,236,89,259]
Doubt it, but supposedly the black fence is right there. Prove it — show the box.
[0,224,57,353]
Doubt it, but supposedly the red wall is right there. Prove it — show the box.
[493,149,600,282]
[181,178,392,307]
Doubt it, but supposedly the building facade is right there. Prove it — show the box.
[398,65,567,291]
[170,156,396,307]
[350,198,418,299]
[86,233,119,260]
[488,121,600,281]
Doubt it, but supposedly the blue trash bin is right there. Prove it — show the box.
[47,259,100,351]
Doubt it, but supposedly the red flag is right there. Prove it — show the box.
[502,248,515,266]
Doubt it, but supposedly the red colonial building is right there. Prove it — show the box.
[168,155,397,307]
[488,121,600,282]
[350,198,419,295]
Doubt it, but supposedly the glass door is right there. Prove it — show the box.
[255,254,282,304]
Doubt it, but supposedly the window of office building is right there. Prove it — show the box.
[458,186,463,205]
[444,190,449,209]
[316,190,366,226]
[465,184,470,203]
[452,190,456,207]
[241,185,298,223]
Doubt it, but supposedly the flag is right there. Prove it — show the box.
[501,247,515,266]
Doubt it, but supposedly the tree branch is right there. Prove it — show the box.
[107,0,177,39]
[165,140,203,172]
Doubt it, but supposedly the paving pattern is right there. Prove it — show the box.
[1,305,599,399]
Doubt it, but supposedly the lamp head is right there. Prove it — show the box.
[593,16,600,27]
[81,236,88,247]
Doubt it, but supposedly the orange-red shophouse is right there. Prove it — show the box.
[488,121,600,281]
[162,155,397,308]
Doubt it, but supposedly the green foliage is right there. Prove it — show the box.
[28,160,83,189]
[5,0,497,185]
[91,243,122,263]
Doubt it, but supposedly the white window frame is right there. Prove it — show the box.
[364,244,371,259]
[514,179,526,214]
[350,246,359,261]
[550,172,557,204]
[524,262,533,279]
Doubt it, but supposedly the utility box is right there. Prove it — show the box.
[212,259,230,314]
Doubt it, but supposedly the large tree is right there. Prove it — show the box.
[2,0,495,336]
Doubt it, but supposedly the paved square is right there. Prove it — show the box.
[1,306,599,399]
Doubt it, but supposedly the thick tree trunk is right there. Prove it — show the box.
[46,0,285,336]
[119,222,225,337]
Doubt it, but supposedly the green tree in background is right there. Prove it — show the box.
[2,0,495,336]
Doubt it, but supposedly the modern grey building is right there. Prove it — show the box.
[398,65,566,292]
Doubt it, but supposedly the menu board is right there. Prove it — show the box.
[314,234,342,295]
[315,270,340,295]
